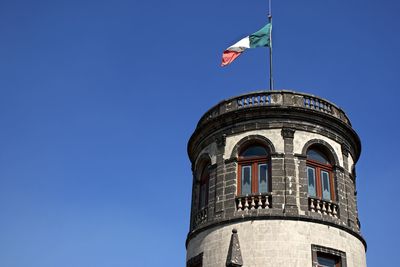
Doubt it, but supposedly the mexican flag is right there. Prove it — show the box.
[221,23,272,67]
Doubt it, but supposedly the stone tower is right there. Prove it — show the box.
[186,90,366,267]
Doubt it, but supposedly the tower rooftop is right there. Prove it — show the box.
[189,90,361,164]
[197,90,350,128]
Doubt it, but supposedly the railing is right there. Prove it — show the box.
[236,194,272,211]
[309,197,339,218]
[237,93,271,108]
[192,207,208,229]
[197,90,350,128]
[303,95,332,114]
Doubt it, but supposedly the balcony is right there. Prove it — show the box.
[235,193,272,211]
[309,197,339,218]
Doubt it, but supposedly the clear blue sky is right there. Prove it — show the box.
[0,0,398,266]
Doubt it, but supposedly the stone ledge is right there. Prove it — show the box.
[186,214,367,251]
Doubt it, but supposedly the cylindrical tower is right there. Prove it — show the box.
[186,90,366,267]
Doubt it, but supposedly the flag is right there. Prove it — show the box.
[221,23,272,67]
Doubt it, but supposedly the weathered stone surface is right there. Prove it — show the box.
[226,229,243,267]
[186,90,365,266]
[187,221,366,267]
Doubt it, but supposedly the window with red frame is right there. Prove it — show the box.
[237,145,270,196]
[199,165,209,209]
[307,147,335,201]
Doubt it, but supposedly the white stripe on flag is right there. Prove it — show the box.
[227,36,250,52]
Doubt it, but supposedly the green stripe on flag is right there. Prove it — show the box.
[249,23,272,48]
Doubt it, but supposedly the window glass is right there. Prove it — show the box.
[306,147,335,201]
[313,246,344,267]
[307,167,316,197]
[317,255,339,267]
[258,163,268,193]
[237,144,270,197]
[241,165,252,195]
[321,170,331,200]
[307,149,330,165]
[241,146,267,158]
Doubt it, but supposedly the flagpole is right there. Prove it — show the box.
[268,0,274,90]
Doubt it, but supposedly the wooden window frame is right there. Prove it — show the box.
[307,159,335,201]
[237,146,270,196]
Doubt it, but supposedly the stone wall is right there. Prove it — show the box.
[189,127,361,235]
[187,220,366,267]
[187,90,365,266]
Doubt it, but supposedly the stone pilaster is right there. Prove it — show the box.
[281,128,298,215]
[295,153,309,214]
[214,136,226,220]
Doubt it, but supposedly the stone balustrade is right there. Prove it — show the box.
[237,93,272,108]
[192,207,208,229]
[309,197,339,218]
[236,194,272,211]
[197,90,350,128]
[303,95,332,113]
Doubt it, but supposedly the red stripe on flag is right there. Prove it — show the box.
[221,50,242,67]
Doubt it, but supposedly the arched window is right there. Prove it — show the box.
[237,144,270,196]
[199,164,209,209]
[306,146,335,201]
